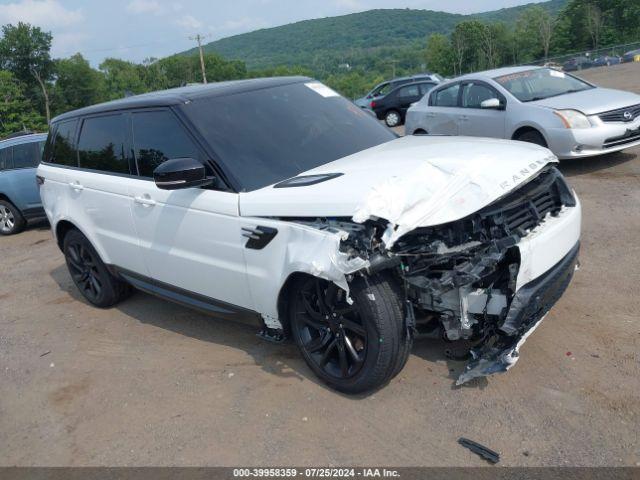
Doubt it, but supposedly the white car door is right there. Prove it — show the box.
[66,113,147,274]
[126,109,253,313]
[423,83,462,135]
[458,81,507,139]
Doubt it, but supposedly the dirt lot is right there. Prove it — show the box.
[1,63,639,467]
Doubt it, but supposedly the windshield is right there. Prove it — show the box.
[186,81,396,191]
[494,68,593,102]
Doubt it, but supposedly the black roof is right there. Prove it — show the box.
[52,76,311,123]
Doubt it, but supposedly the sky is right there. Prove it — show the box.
[0,0,549,66]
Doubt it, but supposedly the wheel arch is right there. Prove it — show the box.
[53,218,114,271]
[276,271,316,336]
[0,193,17,207]
[54,219,78,251]
[511,125,549,146]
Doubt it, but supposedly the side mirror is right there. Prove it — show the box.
[480,98,502,109]
[153,157,213,190]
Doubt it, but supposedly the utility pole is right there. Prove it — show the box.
[189,33,209,84]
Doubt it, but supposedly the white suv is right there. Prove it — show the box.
[38,77,581,393]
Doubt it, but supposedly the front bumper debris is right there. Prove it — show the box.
[457,241,580,385]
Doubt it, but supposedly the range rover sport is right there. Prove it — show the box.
[38,77,581,393]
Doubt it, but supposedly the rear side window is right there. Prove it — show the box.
[398,85,419,98]
[12,142,40,169]
[50,120,79,167]
[0,147,11,170]
[419,83,435,95]
[432,84,460,107]
[132,110,200,178]
[78,114,131,174]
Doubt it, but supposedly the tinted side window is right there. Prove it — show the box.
[78,114,131,174]
[462,83,499,108]
[0,147,11,170]
[51,120,79,166]
[12,142,39,169]
[398,85,419,98]
[419,83,436,95]
[432,84,460,107]
[132,110,200,178]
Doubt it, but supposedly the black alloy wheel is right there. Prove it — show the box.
[293,278,367,379]
[290,274,409,394]
[66,240,103,303]
[63,229,132,307]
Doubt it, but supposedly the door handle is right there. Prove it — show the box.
[134,195,156,207]
[68,181,84,191]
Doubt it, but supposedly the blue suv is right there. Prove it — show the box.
[0,132,47,235]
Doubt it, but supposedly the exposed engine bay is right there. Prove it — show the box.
[292,166,580,384]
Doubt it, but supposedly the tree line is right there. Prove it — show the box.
[1,0,638,137]
[426,0,639,76]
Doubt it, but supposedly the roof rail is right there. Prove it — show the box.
[1,130,36,141]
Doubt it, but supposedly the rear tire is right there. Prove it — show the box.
[63,229,132,308]
[516,130,547,148]
[289,274,409,394]
[0,200,26,235]
[385,110,402,127]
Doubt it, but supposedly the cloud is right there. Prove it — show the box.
[0,0,83,29]
[51,31,90,57]
[126,0,164,15]
[175,14,203,30]
[332,0,364,10]
[209,17,270,34]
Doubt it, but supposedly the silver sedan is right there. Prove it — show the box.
[405,66,640,159]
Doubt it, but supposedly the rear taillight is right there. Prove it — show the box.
[370,101,376,108]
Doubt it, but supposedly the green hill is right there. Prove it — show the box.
[181,0,567,70]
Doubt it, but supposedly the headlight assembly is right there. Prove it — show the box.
[554,109,592,129]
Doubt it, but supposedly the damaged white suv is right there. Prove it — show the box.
[38,77,581,393]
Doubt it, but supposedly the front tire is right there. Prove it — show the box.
[0,200,26,235]
[385,110,401,127]
[63,229,132,308]
[289,274,409,394]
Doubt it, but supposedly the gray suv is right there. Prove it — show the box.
[0,132,47,235]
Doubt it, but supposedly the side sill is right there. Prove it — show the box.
[111,266,262,327]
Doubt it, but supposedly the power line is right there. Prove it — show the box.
[53,37,194,59]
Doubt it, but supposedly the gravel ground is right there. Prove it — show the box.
[1,63,639,467]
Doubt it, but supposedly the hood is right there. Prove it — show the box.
[240,135,557,240]
[530,87,640,115]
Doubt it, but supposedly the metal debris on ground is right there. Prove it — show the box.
[458,437,500,464]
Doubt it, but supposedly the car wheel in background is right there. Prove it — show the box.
[289,274,410,394]
[0,200,26,235]
[516,130,548,148]
[63,229,132,308]
[385,110,401,127]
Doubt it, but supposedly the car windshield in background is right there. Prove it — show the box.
[186,81,396,191]
[494,68,594,102]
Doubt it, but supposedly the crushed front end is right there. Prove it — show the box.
[334,165,582,384]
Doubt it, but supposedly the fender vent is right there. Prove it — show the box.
[242,226,278,250]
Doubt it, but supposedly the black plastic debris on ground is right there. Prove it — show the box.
[458,437,500,464]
